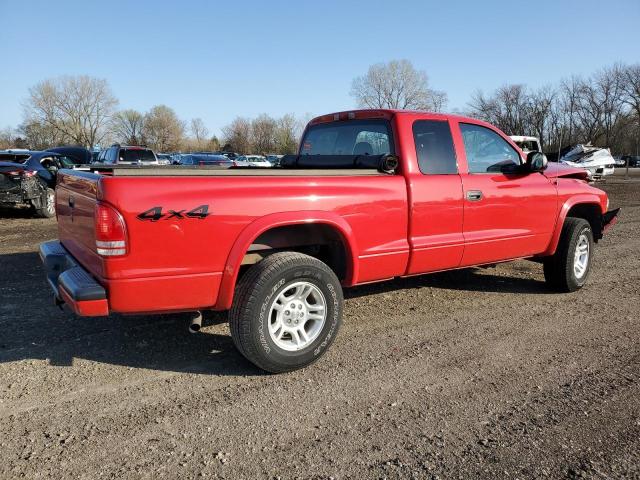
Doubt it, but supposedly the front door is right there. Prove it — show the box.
[455,122,557,266]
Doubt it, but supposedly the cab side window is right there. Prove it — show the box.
[460,123,521,173]
[413,120,458,174]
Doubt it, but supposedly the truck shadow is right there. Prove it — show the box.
[0,251,261,376]
[0,251,546,376]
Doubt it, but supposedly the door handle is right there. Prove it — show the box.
[466,190,483,201]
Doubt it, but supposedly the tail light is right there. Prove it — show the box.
[6,170,37,178]
[95,202,127,256]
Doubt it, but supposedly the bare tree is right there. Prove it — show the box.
[595,65,627,147]
[111,109,144,144]
[189,118,209,150]
[142,105,185,152]
[274,114,300,154]
[525,86,555,150]
[620,64,640,154]
[251,114,278,153]
[18,120,66,150]
[351,59,447,111]
[23,75,117,148]
[206,136,221,152]
[559,75,583,146]
[469,84,529,135]
[0,127,27,149]
[221,117,252,154]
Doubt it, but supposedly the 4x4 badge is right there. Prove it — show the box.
[137,205,209,222]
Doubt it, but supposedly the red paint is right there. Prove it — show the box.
[50,110,612,316]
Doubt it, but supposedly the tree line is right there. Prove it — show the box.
[1,61,639,156]
[0,75,306,154]
[467,64,640,156]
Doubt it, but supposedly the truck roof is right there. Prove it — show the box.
[308,108,487,127]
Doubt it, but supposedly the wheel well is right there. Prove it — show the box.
[566,203,603,240]
[240,224,349,281]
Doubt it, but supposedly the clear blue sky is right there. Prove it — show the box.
[1,0,638,137]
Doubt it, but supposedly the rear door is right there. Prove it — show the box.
[454,121,557,266]
[406,118,464,274]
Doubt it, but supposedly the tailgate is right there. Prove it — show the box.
[55,170,104,278]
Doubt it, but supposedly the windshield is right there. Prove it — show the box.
[300,120,394,156]
[119,149,156,163]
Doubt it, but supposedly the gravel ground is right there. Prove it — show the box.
[0,177,638,479]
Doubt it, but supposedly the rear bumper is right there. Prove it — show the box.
[39,240,109,316]
[0,177,44,204]
[0,188,29,205]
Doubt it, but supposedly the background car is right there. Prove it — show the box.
[177,154,234,167]
[156,153,172,165]
[509,135,542,154]
[94,144,159,165]
[620,155,640,167]
[210,151,239,160]
[235,155,272,167]
[266,154,284,166]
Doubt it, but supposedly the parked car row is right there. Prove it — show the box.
[169,152,275,167]
[0,144,286,218]
[616,155,640,167]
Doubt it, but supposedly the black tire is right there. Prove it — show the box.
[34,188,55,218]
[229,252,343,373]
[543,218,593,292]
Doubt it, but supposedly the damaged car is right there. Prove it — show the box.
[560,144,616,180]
[0,150,77,217]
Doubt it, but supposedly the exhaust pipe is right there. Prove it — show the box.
[189,311,203,333]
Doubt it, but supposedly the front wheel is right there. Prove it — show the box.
[229,252,343,373]
[543,217,593,292]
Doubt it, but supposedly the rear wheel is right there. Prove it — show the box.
[229,252,343,373]
[34,188,55,218]
[543,218,593,292]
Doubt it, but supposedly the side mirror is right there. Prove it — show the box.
[526,151,547,172]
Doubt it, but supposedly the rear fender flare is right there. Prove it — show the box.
[215,211,359,310]
[542,195,604,256]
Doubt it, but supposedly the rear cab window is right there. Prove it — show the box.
[413,120,457,174]
[119,149,156,163]
[300,120,394,156]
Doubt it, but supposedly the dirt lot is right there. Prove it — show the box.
[0,176,638,479]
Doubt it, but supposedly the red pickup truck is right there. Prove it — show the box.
[40,110,619,372]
